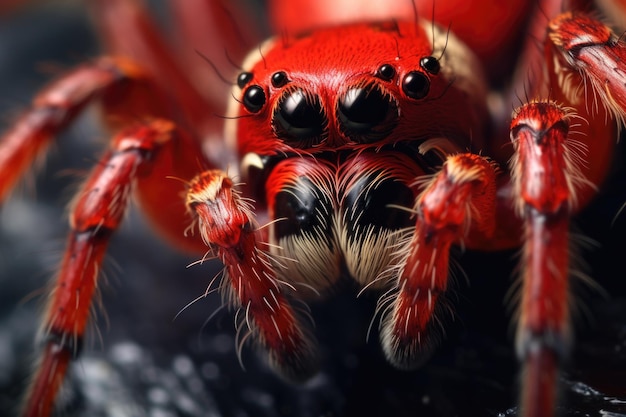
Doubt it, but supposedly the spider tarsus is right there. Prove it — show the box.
[380,326,438,370]
[269,340,320,382]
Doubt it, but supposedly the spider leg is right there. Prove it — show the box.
[504,10,623,207]
[0,56,209,251]
[0,58,134,201]
[509,101,577,417]
[509,12,626,417]
[90,0,227,137]
[20,119,188,417]
[380,153,497,369]
[186,169,318,380]
[0,52,216,415]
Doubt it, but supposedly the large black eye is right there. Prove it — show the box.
[273,88,327,147]
[402,71,430,100]
[243,85,266,113]
[338,84,397,143]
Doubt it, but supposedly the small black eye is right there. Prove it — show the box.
[376,64,395,81]
[237,71,253,88]
[420,56,440,75]
[243,85,266,113]
[402,71,430,100]
[271,71,289,88]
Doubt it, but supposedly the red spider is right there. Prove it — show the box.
[1,0,626,416]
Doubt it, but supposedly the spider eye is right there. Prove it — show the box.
[273,88,327,146]
[376,64,395,81]
[402,71,430,100]
[271,71,289,88]
[420,56,440,75]
[237,71,253,88]
[338,84,397,142]
[243,85,266,113]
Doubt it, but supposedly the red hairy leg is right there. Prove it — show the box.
[0,58,143,201]
[548,12,626,126]
[186,170,318,379]
[20,120,183,417]
[0,56,207,253]
[510,101,577,417]
[508,12,626,417]
[501,11,623,207]
[380,154,497,368]
[90,0,216,137]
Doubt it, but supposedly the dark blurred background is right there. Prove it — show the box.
[0,2,625,417]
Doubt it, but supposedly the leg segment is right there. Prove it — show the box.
[186,170,318,379]
[0,56,176,202]
[545,12,625,201]
[0,58,124,200]
[0,56,209,252]
[21,120,178,417]
[381,153,497,368]
[510,101,578,417]
[500,8,623,195]
[508,12,626,416]
[90,0,216,135]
